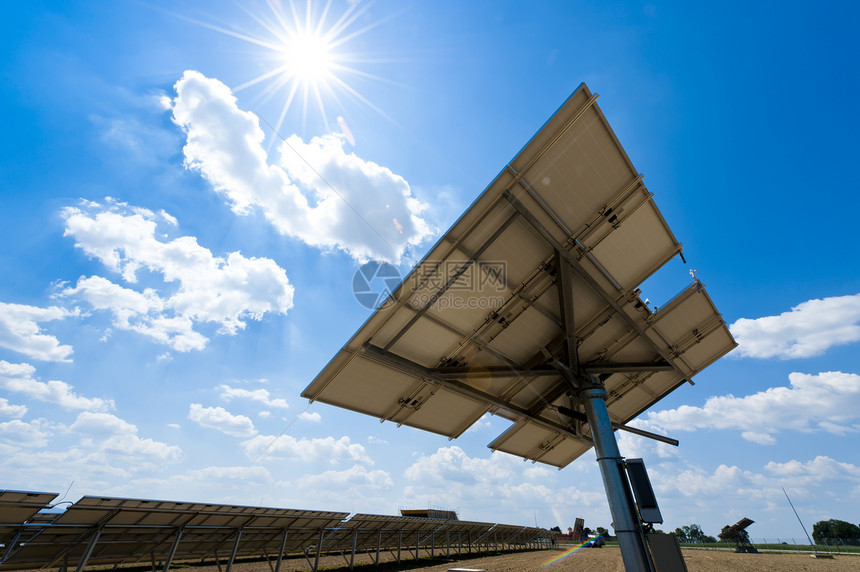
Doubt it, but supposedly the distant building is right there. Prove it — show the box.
[400,508,459,520]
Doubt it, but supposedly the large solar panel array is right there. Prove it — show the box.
[0,491,554,572]
[303,82,736,467]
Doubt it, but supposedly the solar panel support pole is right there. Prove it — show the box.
[314,529,324,572]
[225,529,242,572]
[581,383,655,572]
[162,527,184,572]
[74,526,103,572]
[274,529,288,572]
[376,529,382,565]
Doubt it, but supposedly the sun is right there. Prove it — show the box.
[281,31,334,85]
[181,0,391,138]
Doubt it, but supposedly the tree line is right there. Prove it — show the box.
[659,519,860,544]
[552,518,860,544]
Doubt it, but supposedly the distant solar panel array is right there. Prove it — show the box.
[0,490,554,572]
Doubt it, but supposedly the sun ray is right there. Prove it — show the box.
[312,82,330,133]
[313,0,334,38]
[327,73,399,126]
[232,63,291,93]
[265,80,303,154]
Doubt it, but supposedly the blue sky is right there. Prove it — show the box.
[2,0,859,541]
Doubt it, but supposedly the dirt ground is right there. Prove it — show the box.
[185,546,859,572]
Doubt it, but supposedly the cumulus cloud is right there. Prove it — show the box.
[0,361,114,411]
[2,432,182,483]
[298,411,321,422]
[765,456,860,485]
[0,419,54,447]
[730,293,860,359]
[405,446,519,486]
[0,302,76,362]
[0,398,27,419]
[217,384,288,408]
[98,432,183,463]
[66,411,183,465]
[60,199,294,351]
[70,411,137,435]
[242,434,372,464]
[642,371,860,443]
[403,446,603,524]
[188,404,257,438]
[294,464,392,491]
[169,70,433,263]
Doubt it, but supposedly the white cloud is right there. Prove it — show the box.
[0,360,114,411]
[464,413,494,433]
[242,434,372,464]
[0,302,76,362]
[217,384,288,408]
[70,411,137,435]
[730,293,860,359]
[403,446,603,525]
[186,465,273,482]
[60,199,294,351]
[285,465,394,513]
[404,446,519,486]
[1,435,182,485]
[0,419,53,447]
[0,398,27,419]
[169,70,433,263]
[188,404,257,438]
[67,411,183,465]
[294,464,392,491]
[642,371,860,444]
[666,464,750,499]
[765,456,860,485]
[98,432,183,462]
[297,411,321,422]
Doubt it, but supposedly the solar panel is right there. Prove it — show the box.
[302,83,736,468]
[2,495,348,570]
[0,490,57,533]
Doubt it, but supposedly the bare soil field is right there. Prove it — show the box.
[185,546,859,572]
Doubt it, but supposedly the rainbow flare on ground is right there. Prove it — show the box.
[541,535,603,567]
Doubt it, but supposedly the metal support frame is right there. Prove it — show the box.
[74,527,103,572]
[503,190,690,385]
[375,529,382,565]
[581,382,654,572]
[225,529,242,572]
[161,527,184,572]
[273,529,288,572]
[313,529,323,572]
[494,188,682,571]
[362,343,591,445]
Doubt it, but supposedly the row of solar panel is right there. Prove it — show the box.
[0,490,555,571]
